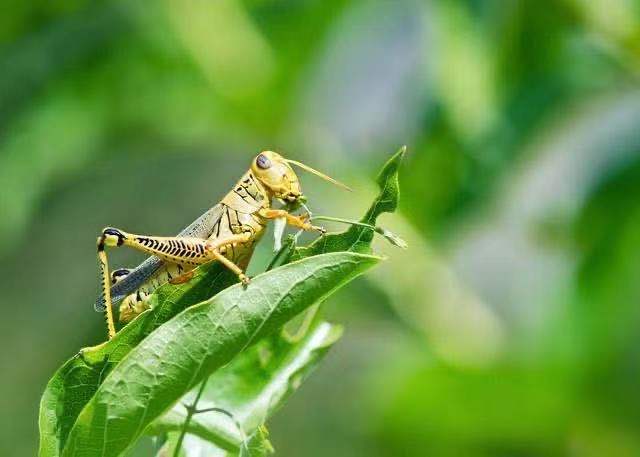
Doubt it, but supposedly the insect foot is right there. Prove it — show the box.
[239,273,251,287]
[301,221,326,234]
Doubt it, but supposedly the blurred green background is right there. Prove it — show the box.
[2,0,640,455]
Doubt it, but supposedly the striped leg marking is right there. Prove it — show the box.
[97,227,253,338]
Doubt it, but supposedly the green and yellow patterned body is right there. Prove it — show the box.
[96,151,335,339]
[118,170,271,321]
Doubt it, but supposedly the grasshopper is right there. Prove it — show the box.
[95,151,351,340]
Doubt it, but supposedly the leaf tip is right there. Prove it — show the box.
[375,146,405,189]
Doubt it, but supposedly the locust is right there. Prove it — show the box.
[95,151,352,340]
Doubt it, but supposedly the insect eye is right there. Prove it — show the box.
[256,154,271,170]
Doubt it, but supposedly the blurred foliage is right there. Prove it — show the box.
[1,0,640,456]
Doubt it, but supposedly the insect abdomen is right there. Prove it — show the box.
[118,262,193,322]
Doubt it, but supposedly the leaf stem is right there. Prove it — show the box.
[310,215,376,229]
[172,377,209,457]
[311,216,407,248]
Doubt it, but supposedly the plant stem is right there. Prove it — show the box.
[172,377,209,457]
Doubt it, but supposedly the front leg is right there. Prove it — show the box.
[258,209,326,234]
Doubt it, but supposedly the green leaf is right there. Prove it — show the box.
[60,252,379,457]
[148,319,343,454]
[290,145,405,259]
[38,263,237,457]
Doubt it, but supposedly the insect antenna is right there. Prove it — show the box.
[285,159,353,192]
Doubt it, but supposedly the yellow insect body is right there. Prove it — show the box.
[96,151,347,340]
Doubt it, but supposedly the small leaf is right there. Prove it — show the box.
[61,252,379,457]
[291,145,405,259]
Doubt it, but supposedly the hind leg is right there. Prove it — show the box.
[97,227,252,338]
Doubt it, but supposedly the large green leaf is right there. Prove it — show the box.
[148,319,343,454]
[38,262,237,457]
[60,251,378,457]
